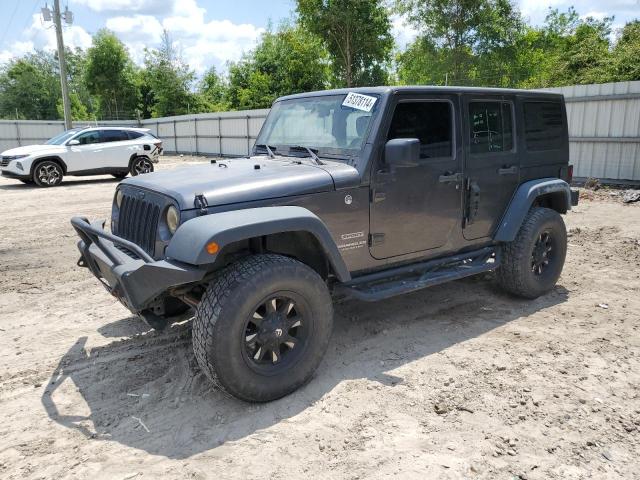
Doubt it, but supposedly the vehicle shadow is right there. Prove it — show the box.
[41,275,568,459]
[0,177,120,190]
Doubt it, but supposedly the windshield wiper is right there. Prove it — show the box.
[255,143,276,159]
[289,145,323,165]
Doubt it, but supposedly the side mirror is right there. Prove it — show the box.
[67,139,80,146]
[385,138,420,167]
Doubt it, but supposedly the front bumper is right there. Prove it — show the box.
[1,170,31,180]
[71,217,206,313]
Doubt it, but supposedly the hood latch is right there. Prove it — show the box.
[194,193,208,216]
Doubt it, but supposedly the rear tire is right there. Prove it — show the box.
[192,254,333,402]
[130,156,154,176]
[33,160,63,187]
[496,207,567,299]
[112,172,127,180]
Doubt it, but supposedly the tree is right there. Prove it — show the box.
[297,0,393,87]
[226,23,330,110]
[143,30,197,117]
[611,21,640,81]
[0,52,60,119]
[199,66,229,111]
[395,0,522,86]
[85,29,139,119]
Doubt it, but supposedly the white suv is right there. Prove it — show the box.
[0,127,163,187]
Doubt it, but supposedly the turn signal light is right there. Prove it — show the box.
[206,242,219,255]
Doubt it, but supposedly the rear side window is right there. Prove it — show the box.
[387,101,453,158]
[126,130,144,140]
[468,101,513,154]
[524,101,564,151]
[101,130,129,143]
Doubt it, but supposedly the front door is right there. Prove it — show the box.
[65,130,104,172]
[369,96,462,259]
[462,96,520,240]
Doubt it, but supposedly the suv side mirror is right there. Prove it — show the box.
[67,139,80,146]
[385,138,420,167]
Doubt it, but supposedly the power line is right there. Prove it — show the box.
[0,1,22,47]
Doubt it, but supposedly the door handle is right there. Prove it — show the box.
[498,165,518,175]
[438,172,463,183]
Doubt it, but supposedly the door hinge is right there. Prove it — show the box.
[369,233,385,246]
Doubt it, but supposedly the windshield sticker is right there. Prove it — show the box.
[342,92,377,112]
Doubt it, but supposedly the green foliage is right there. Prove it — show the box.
[226,24,330,109]
[0,52,60,119]
[611,21,640,81]
[199,66,229,111]
[297,0,393,87]
[84,29,139,119]
[57,92,90,120]
[395,0,523,86]
[0,4,638,121]
[142,30,198,117]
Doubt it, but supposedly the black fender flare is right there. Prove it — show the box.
[30,156,68,175]
[494,178,572,242]
[165,206,351,282]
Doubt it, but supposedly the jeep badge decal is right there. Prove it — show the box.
[344,194,353,205]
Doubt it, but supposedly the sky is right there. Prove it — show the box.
[0,0,638,75]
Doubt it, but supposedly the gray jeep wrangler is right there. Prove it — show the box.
[72,87,579,402]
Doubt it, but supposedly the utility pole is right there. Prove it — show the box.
[43,1,73,129]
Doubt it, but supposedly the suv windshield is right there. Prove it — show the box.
[255,93,379,157]
[46,129,82,145]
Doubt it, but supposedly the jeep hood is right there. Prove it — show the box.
[123,156,355,209]
[1,144,64,156]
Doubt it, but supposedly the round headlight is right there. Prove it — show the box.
[166,206,179,234]
[115,190,123,208]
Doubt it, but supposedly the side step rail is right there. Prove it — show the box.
[335,246,500,302]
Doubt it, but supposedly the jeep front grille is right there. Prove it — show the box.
[116,194,160,256]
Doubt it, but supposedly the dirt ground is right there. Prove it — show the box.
[0,156,639,480]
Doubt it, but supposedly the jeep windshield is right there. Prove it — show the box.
[46,128,82,145]
[255,93,380,159]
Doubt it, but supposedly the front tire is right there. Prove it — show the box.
[192,254,333,402]
[130,156,154,176]
[33,160,63,187]
[496,207,567,299]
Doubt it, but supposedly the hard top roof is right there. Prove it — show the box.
[277,85,563,102]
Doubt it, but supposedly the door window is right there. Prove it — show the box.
[469,102,513,154]
[387,101,453,159]
[73,131,101,145]
[100,130,129,143]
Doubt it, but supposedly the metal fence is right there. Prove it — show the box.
[2,82,639,181]
[543,81,640,183]
[139,109,269,156]
[0,119,137,152]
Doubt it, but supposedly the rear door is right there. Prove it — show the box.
[462,95,519,240]
[100,129,133,168]
[369,95,463,259]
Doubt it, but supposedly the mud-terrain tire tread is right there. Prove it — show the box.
[192,254,333,402]
[497,206,567,299]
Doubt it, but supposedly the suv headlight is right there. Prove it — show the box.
[166,206,179,234]
[115,190,123,208]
